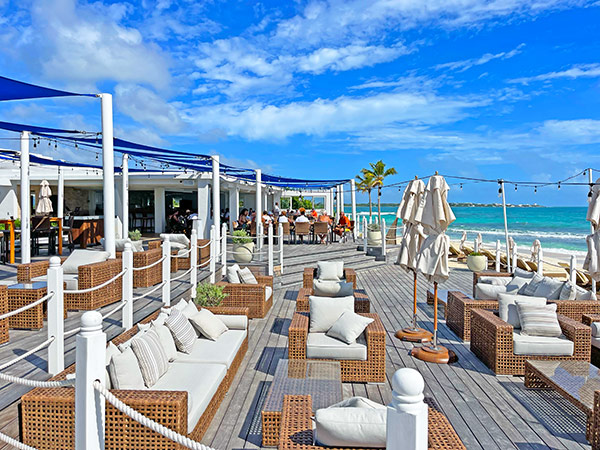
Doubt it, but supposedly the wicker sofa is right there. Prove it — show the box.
[296,287,370,313]
[116,246,163,288]
[21,305,249,449]
[470,308,591,375]
[217,266,273,318]
[148,236,210,273]
[288,312,385,383]
[303,267,357,290]
[0,285,7,345]
[17,253,123,311]
[278,395,465,449]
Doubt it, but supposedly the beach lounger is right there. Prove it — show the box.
[449,242,463,257]
[559,263,590,286]
[526,260,568,278]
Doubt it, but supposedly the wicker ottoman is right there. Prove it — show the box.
[7,282,67,329]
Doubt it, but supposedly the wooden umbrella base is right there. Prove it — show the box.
[395,327,433,343]
[411,345,457,364]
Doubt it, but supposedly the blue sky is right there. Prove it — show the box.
[0,0,599,206]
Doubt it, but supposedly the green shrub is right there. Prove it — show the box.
[469,251,483,257]
[128,229,142,241]
[232,229,252,244]
[367,223,381,232]
[194,283,228,307]
[14,218,21,229]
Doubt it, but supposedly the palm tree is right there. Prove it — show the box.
[355,172,376,219]
[362,160,397,226]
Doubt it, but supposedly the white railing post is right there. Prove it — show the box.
[278,223,284,275]
[570,255,577,284]
[162,236,171,306]
[122,243,133,330]
[257,222,263,262]
[209,225,216,284]
[381,219,387,259]
[47,256,64,375]
[511,244,518,273]
[190,229,198,300]
[495,240,501,272]
[537,247,544,276]
[268,223,274,276]
[474,238,479,253]
[387,368,428,450]
[221,223,228,279]
[75,311,106,450]
[363,217,368,255]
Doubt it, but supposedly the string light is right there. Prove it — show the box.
[534,186,537,194]
[558,182,561,190]
[514,184,517,191]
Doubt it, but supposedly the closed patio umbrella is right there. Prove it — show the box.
[395,178,432,343]
[530,239,541,262]
[35,180,53,215]
[584,178,600,281]
[412,173,456,364]
[475,232,483,251]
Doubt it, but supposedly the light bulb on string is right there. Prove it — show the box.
[514,184,518,191]
[460,183,463,190]
[534,186,537,194]
[95,153,99,161]
[558,182,561,190]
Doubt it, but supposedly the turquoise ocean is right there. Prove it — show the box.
[346,205,590,255]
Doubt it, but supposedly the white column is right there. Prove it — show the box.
[212,155,221,246]
[335,185,341,221]
[255,169,262,217]
[221,222,228,279]
[121,153,129,238]
[122,243,133,330]
[278,223,284,274]
[20,131,30,263]
[363,217,368,255]
[229,187,239,231]
[511,243,518,273]
[590,169,597,293]
[154,187,165,233]
[537,247,544,276]
[161,236,171,306]
[209,225,216,284]
[329,188,335,216]
[570,255,577,284]
[340,183,344,217]
[75,311,106,450]
[100,93,116,258]
[495,240,501,272]
[350,179,357,238]
[197,179,210,238]
[386,368,428,450]
[190,228,198,299]
[57,167,64,220]
[47,256,64,375]
[268,223,274,276]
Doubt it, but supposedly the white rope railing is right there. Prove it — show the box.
[172,248,192,258]
[132,255,166,271]
[0,430,38,450]
[93,381,217,450]
[64,268,127,294]
[0,369,74,388]
[197,241,211,249]
[102,300,128,320]
[198,255,215,268]
[0,292,54,321]
[64,326,81,338]
[132,281,166,301]
[171,267,193,282]
[0,337,55,371]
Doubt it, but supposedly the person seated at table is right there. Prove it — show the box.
[315,213,330,244]
[238,208,249,230]
[279,211,289,223]
[295,210,309,223]
[334,212,351,237]
[310,208,318,219]
[262,210,273,226]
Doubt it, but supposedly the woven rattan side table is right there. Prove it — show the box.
[261,360,342,447]
[7,282,65,329]
[525,360,600,443]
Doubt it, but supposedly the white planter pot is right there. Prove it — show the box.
[467,255,487,272]
[233,242,254,263]
[367,230,382,246]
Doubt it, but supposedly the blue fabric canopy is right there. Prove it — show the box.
[0,120,83,134]
[0,76,94,101]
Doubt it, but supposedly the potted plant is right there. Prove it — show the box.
[366,223,382,246]
[127,229,144,251]
[467,251,487,272]
[128,229,142,241]
[232,229,254,263]
[194,282,228,307]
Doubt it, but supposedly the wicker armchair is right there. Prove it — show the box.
[278,395,465,450]
[303,267,357,290]
[0,285,7,345]
[470,308,590,375]
[116,247,162,288]
[21,305,249,450]
[583,314,600,367]
[148,238,210,272]
[17,257,123,311]
[295,287,370,313]
[216,266,273,318]
[288,312,385,382]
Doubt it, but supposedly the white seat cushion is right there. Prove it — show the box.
[475,283,507,300]
[62,249,110,274]
[306,332,367,360]
[174,329,247,368]
[512,331,574,356]
[170,242,187,251]
[152,362,226,433]
[218,314,248,330]
[33,274,79,290]
[265,286,273,300]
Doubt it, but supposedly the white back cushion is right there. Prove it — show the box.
[108,347,146,390]
[161,233,190,247]
[63,250,110,274]
[227,264,241,283]
[313,279,354,297]
[533,277,564,300]
[309,296,354,332]
[317,261,344,281]
[189,309,228,340]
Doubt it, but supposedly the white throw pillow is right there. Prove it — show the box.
[172,298,188,312]
[326,311,374,344]
[533,277,564,300]
[506,276,531,294]
[478,276,511,286]
[227,264,241,283]
[317,261,344,281]
[514,267,536,279]
[313,279,354,297]
[309,296,354,333]
[329,397,386,410]
[189,309,229,340]
[161,233,190,247]
[164,308,196,353]
[62,249,110,274]
[498,293,546,328]
[181,300,199,319]
[105,342,121,390]
[315,407,386,448]
[108,347,146,390]
[576,288,596,300]
[475,283,507,300]
[521,273,544,296]
[130,329,169,387]
[517,302,562,337]
[151,323,178,362]
[153,312,169,327]
[238,267,258,284]
[559,280,577,300]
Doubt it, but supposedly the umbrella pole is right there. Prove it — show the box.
[395,270,432,343]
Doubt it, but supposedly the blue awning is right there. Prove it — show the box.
[0,76,95,101]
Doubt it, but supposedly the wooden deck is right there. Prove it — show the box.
[0,242,592,449]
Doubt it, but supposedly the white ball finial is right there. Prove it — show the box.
[80,311,102,333]
[124,242,132,250]
[391,368,425,406]
[49,256,62,267]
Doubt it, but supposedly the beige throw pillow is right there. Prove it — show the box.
[189,308,229,340]
[326,311,373,344]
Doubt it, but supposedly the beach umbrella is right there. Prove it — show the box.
[412,173,456,364]
[35,180,53,215]
[584,178,600,281]
[459,231,467,251]
[530,239,541,262]
[395,178,432,343]
[475,232,483,251]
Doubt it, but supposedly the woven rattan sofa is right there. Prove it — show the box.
[278,395,465,449]
[21,305,249,449]
[116,246,162,288]
[296,287,370,313]
[303,267,357,290]
[217,266,273,318]
[17,255,123,311]
[288,312,385,382]
[0,285,7,345]
[148,236,210,273]
[470,308,591,375]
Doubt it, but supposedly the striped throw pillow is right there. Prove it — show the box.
[516,302,562,337]
[238,267,258,284]
[130,329,169,387]
[164,308,196,353]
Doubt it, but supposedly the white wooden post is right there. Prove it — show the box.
[257,221,263,262]
[122,243,133,330]
[209,225,216,284]
[47,256,64,375]
[58,167,64,248]
[190,228,198,299]
[350,179,357,240]
[212,155,221,257]
[381,219,387,259]
[121,153,129,238]
[75,311,106,450]
[100,93,116,258]
[221,222,228,278]
[278,223,284,275]
[162,236,171,306]
[537,247,544,276]
[495,240,501,272]
[570,255,577,284]
[473,238,479,253]
[363,217,368,255]
[511,243,518,273]
[20,131,31,263]
[386,368,428,450]
[268,223,274,276]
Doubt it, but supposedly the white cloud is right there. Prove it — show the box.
[537,119,600,143]
[435,43,525,72]
[509,63,600,84]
